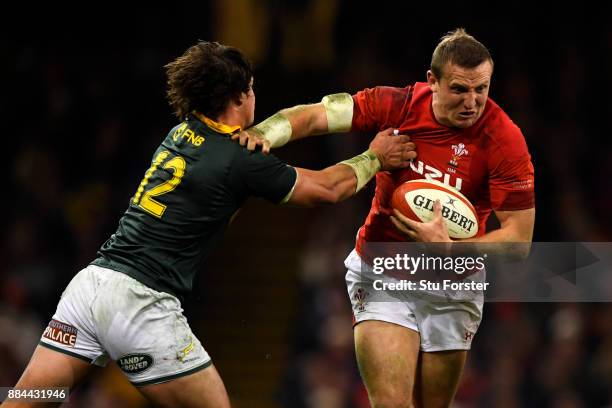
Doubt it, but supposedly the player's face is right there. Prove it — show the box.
[428,61,493,128]
[239,78,256,128]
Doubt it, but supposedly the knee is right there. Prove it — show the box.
[369,390,414,408]
[412,395,453,408]
[371,401,413,408]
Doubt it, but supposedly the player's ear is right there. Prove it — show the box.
[427,70,439,92]
[232,94,244,109]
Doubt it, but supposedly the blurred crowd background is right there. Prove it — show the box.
[2,2,612,407]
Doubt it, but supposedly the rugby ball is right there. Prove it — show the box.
[391,179,478,239]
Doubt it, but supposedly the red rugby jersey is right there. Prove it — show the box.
[352,82,535,255]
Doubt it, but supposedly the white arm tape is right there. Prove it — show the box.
[339,149,381,193]
[252,112,293,148]
[321,93,354,133]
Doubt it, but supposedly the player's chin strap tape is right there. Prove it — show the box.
[322,93,353,133]
[339,149,381,193]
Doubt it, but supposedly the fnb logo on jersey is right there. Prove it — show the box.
[410,160,463,191]
[42,319,78,347]
[172,123,205,147]
[413,194,476,233]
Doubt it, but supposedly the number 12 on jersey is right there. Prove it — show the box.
[132,151,186,218]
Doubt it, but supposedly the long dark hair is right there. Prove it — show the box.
[165,41,253,120]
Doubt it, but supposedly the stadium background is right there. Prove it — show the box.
[2,2,612,407]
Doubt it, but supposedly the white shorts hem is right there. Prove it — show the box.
[353,313,419,333]
[131,359,213,387]
[421,343,472,352]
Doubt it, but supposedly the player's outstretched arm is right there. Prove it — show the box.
[232,93,354,154]
[285,128,415,207]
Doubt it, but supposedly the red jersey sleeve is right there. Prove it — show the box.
[488,122,535,211]
[352,86,412,132]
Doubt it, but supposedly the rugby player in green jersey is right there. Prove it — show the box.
[3,42,416,408]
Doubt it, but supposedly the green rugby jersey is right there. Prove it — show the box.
[91,113,297,298]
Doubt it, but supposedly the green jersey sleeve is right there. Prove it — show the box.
[230,148,297,204]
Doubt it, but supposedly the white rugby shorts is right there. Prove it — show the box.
[345,249,484,351]
[39,265,211,386]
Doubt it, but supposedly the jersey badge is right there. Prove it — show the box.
[449,143,469,167]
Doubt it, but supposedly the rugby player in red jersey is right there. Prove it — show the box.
[235,29,535,407]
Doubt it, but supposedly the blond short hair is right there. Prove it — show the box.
[431,28,493,79]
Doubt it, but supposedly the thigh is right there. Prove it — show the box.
[92,269,212,387]
[1,345,93,408]
[139,364,230,408]
[354,320,420,408]
[414,350,467,408]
